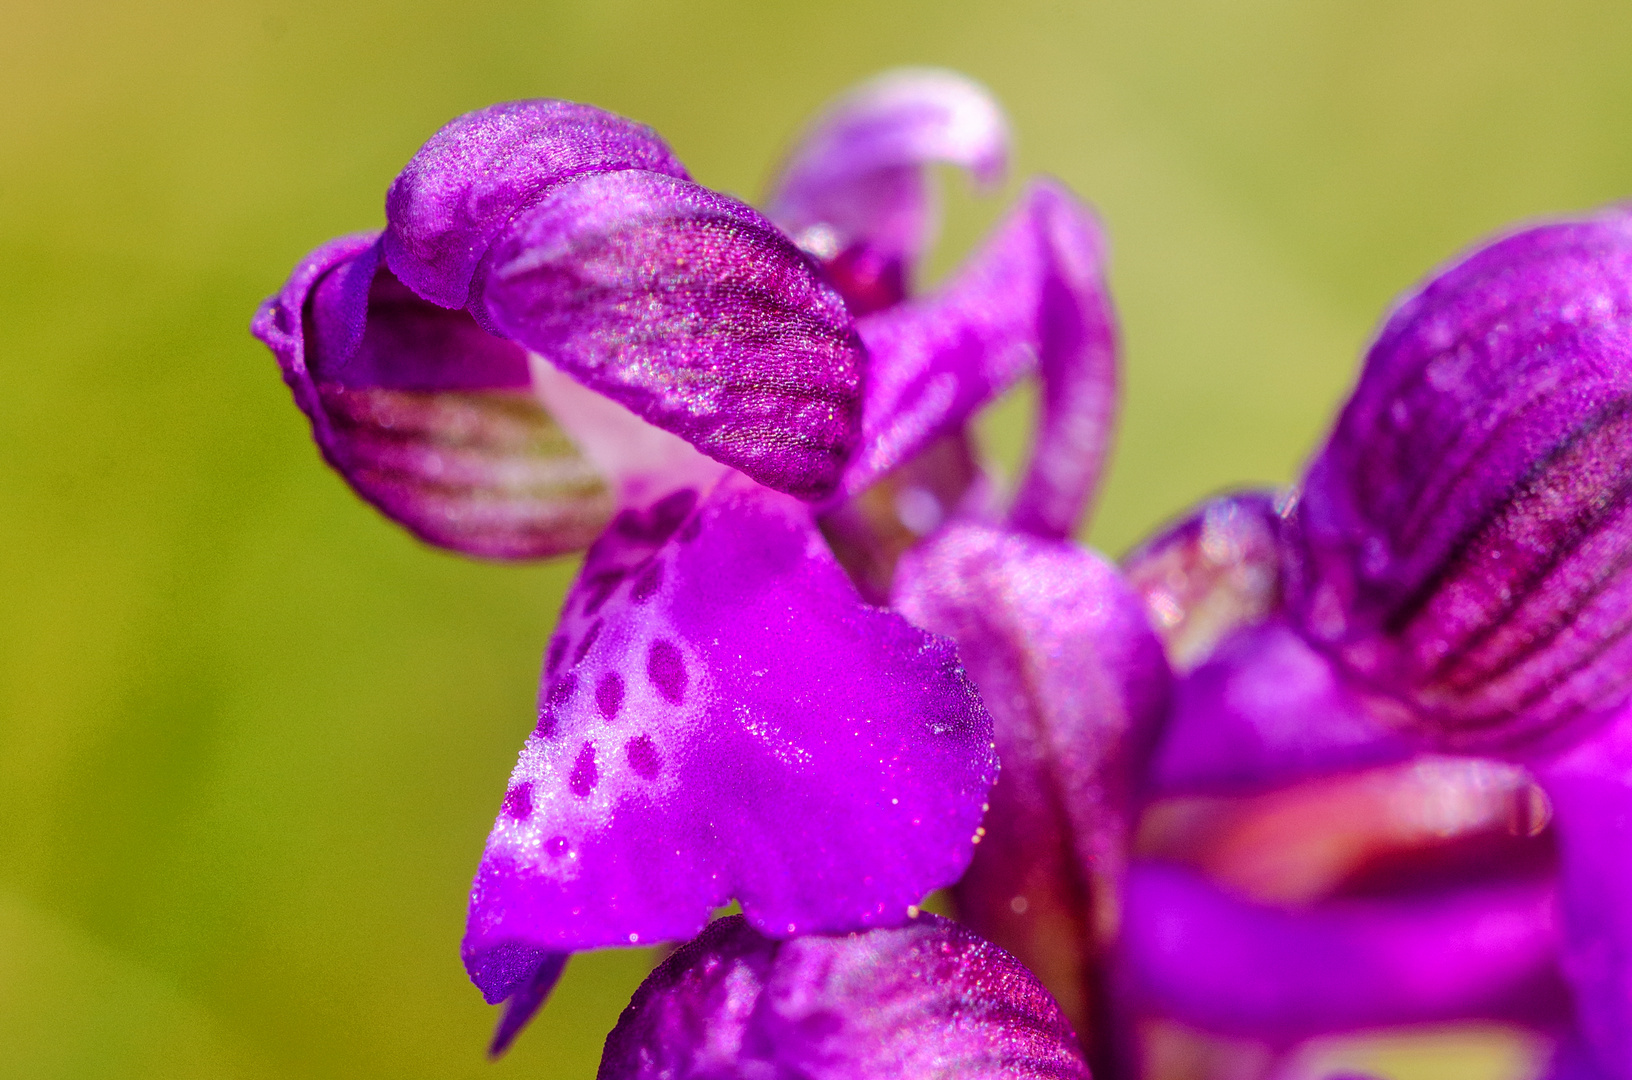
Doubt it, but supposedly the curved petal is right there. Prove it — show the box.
[481,170,865,502]
[765,68,1009,313]
[1147,620,1412,797]
[1285,208,1632,755]
[251,234,612,559]
[598,914,1089,1080]
[840,179,1117,541]
[1123,491,1286,673]
[463,473,995,1010]
[1540,708,1632,1080]
[382,99,689,309]
[894,523,1169,1043]
[1120,862,1566,1040]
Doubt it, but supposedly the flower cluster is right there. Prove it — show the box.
[255,69,1632,1080]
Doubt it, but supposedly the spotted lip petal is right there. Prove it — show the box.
[765,68,1009,313]
[894,523,1169,1048]
[1120,861,1566,1039]
[481,170,865,502]
[597,914,1089,1080]
[840,179,1117,540]
[251,234,612,559]
[1285,209,1632,755]
[463,472,995,1004]
[1540,708,1632,1080]
[382,99,690,309]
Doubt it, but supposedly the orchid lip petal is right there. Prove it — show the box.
[480,169,864,501]
[1286,207,1632,755]
[485,951,567,1058]
[463,473,995,1007]
[252,234,612,560]
[597,914,1089,1080]
[765,67,1009,302]
[382,99,689,310]
[839,178,1117,538]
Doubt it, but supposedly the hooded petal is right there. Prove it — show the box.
[251,234,612,559]
[894,523,1169,1045]
[1285,208,1632,755]
[597,914,1089,1080]
[382,99,689,309]
[765,68,1009,313]
[463,473,995,1009]
[1147,620,1412,797]
[1539,708,1632,1080]
[1123,491,1286,673]
[480,169,865,501]
[841,179,1117,541]
[1120,862,1565,1039]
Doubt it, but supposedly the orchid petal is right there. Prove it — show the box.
[1121,862,1565,1039]
[1540,708,1632,1080]
[1286,209,1632,755]
[894,523,1169,1042]
[765,68,1009,312]
[382,99,689,309]
[598,914,1089,1080]
[481,169,864,501]
[463,473,995,1011]
[251,234,612,559]
[1147,620,1413,797]
[841,179,1117,539]
[1123,491,1285,672]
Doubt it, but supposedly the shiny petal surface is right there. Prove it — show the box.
[894,523,1169,1040]
[1123,491,1285,673]
[482,170,864,501]
[842,179,1117,539]
[765,68,1008,312]
[598,914,1089,1080]
[1121,862,1565,1039]
[1147,620,1412,797]
[251,234,612,559]
[1541,708,1632,1080]
[463,473,995,1001]
[382,99,689,308]
[1286,209,1632,755]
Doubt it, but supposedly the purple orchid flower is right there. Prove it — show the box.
[252,68,1131,1056]
[1113,207,1632,1079]
[598,913,1089,1079]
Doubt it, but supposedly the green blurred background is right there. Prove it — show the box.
[3,1,1630,1076]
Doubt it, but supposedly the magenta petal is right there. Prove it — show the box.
[1121,862,1565,1039]
[842,179,1117,539]
[1540,708,1632,1080]
[485,951,567,1058]
[251,235,612,560]
[765,68,1009,310]
[382,99,689,309]
[894,523,1169,1038]
[480,170,864,501]
[463,473,995,996]
[1286,209,1632,755]
[598,914,1089,1080]
[1148,620,1413,797]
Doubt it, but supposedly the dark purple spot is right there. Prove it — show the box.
[677,513,703,544]
[647,639,687,704]
[548,672,577,706]
[532,706,556,739]
[545,635,567,676]
[611,508,645,539]
[545,835,570,858]
[573,619,603,664]
[612,489,699,545]
[501,782,533,820]
[569,742,598,796]
[596,671,625,720]
[632,560,664,603]
[583,570,626,616]
[626,735,661,779]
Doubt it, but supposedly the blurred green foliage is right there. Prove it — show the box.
[4,1,1630,1076]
